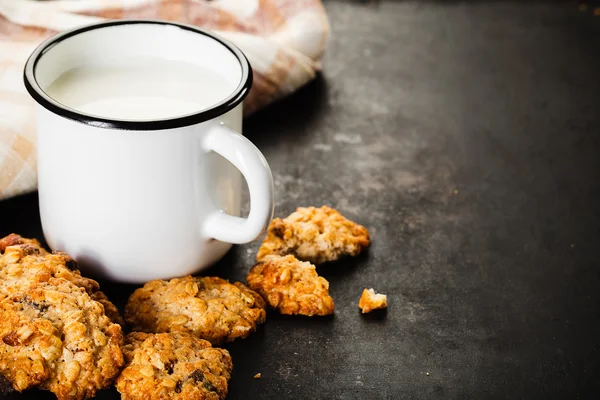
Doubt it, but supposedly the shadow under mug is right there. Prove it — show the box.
[23,20,274,283]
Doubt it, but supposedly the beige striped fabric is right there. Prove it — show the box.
[0,0,329,200]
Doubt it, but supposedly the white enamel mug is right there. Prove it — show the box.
[23,20,274,283]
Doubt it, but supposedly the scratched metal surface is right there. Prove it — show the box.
[2,1,600,399]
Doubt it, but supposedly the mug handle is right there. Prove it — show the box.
[201,123,274,244]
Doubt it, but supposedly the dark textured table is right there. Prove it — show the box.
[2,2,600,399]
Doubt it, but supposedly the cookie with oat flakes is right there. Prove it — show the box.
[256,206,370,264]
[0,235,124,327]
[125,276,266,345]
[0,279,124,399]
[0,243,99,298]
[0,233,47,254]
[247,255,334,316]
[90,291,126,328]
[116,332,232,400]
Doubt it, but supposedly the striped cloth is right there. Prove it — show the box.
[0,0,329,199]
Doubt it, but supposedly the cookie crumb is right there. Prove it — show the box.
[359,288,387,313]
[254,373,261,379]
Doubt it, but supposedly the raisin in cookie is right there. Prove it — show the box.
[116,332,232,400]
[0,279,124,399]
[256,206,370,264]
[125,276,266,345]
[247,255,334,316]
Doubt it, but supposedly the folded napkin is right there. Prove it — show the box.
[0,0,329,200]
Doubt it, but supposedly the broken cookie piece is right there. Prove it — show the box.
[247,255,334,316]
[358,288,387,313]
[116,332,232,400]
[125,276,266,345]
[256,206,370,264]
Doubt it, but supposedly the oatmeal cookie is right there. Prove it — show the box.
[0,235,124,326]
[256,206,370,264]
[90,291,125,328]
[0,245,99,298]
[125,276,266,345]
[0,233,47,254]
[247,255,334,316]
[116,332,232,400]
[358,288,387,313]
[0,279,124,399]
[0,235,124,325]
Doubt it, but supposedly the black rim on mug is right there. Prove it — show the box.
[23,20,253,131]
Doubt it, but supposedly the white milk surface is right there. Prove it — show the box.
[45,57,236,120]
